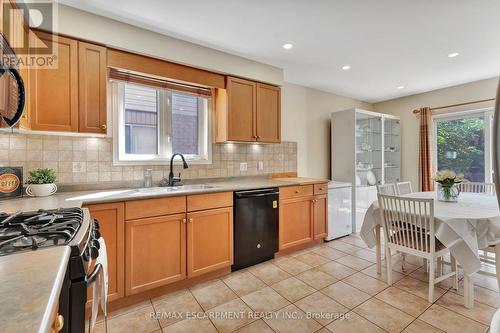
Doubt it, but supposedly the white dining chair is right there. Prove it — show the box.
[377,183,397,195]
[458,182,495,195]
[378,193,458,302]
[459,182,499,289]
[477,245,500,291]
[396,181,413,195]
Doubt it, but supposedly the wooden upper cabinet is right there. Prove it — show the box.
[125,213,186,295]
[187,207,233,278]
[216,76,280,143]
[256,83,281,142]
[78,41,107,133]
[85,202,125,302]
[226,76,256,142]
[28,32,79,132]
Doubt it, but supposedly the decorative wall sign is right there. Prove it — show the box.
[0,167,23,199]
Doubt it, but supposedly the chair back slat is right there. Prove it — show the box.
[377,183,397,195]
[458,182,495,195]
[378,193,435,254]
[396,181,413,195]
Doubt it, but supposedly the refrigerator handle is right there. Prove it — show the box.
[493,77,500,200]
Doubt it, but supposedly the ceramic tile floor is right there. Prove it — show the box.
[91,234,499,333]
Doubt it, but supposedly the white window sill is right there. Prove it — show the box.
[112,157,212,166]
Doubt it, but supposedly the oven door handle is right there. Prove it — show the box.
[87,263,102,284]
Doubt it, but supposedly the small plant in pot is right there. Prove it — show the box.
[26,168,58,197]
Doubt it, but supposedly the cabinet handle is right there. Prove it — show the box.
[21,114,28,120]
[188,218,193,223]
[53,314,64,332]
[180,218,186,224]
[101,124,107,130]
[295,190,300,194]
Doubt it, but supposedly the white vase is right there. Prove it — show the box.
[26,183,58,197]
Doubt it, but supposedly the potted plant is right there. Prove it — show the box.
[433,170,464,202]
[25,168,58,197]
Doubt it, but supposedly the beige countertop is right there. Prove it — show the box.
[0,246,71,333]
[0,177,328,213]
[272,177,329,185]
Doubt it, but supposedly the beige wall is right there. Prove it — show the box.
[52,5,283,85]
[282,83,372,178]
[373,77,499,188]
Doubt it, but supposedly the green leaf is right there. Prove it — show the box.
[26,168,57,184]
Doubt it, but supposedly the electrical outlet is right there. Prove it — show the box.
[240,162,248,171]
[258,161,264,170]
[72,162,86,173]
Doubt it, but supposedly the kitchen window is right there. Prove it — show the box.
[112,80,210,164]
[433,108,494,183]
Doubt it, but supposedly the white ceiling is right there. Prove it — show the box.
[59,0,500,103]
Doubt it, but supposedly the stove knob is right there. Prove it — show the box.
[90,246,99,260]
[92,239,100,250]
[83,248,90,261]
[93,229,101,239]
[93,220,100,230]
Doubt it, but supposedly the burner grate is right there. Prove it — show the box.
[0,208,83,254]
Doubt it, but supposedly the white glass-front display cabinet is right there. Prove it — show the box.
[384,117,401,184]
[331,108,401,233]
[356,112,382,186]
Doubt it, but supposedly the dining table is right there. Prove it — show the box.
[360,191,500,308]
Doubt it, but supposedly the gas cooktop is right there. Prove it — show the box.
[0,208,84,255]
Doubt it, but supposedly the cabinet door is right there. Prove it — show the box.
[29,32,78,132]
[187,207,233,278]
[78,41,107,133]
[86,202,125,302]
[256,83,280,143]
[279,196,314,250]
[125,213,186,295]
[313,194,328,239]
[227,76,256,141]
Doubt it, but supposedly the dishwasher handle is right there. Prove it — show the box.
[234,188,279,198]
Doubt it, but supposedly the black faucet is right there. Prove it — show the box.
[167,153,189,186]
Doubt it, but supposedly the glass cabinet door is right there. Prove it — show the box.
[383,117,401,184]
[355,112,382,186]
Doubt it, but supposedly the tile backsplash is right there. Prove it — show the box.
[0,132,297,186]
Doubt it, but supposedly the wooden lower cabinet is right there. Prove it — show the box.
[187,207,233,278]
[85,202,125,302]
[313,194,328,239]
[279,196,314,250]
[125,213,186,295]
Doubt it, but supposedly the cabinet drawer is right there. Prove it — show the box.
[314,183,328,195]
[187,192,233,212]
[280,185,313,199]
[125,196,186,220]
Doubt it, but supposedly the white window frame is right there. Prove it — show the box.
[112,81,212,165]
[432,106,494,183]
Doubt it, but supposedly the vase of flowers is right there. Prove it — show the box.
[433,170,464,202]
[25,168,58,197]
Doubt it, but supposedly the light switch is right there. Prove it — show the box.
[240,162,248,171]
[258,161,264,170]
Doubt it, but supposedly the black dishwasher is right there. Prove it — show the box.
[232,188,279,271]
